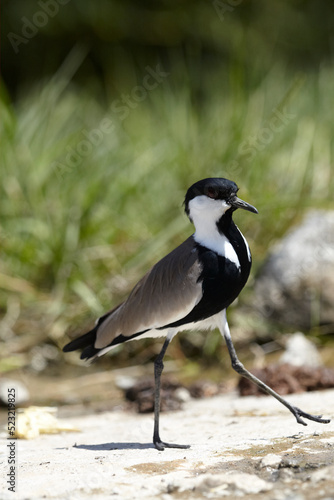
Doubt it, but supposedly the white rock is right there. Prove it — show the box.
[279,332,322,367]
[193,472,273,496]
[0,378,30,406]
[114,375,136,390]
[174,387,191,403]
[255,210,334,328]
[260,453,283,469]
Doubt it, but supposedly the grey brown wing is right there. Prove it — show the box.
[94,236,202,349]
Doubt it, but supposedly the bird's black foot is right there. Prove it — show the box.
[292,406,331,426]
[154,438,191,451]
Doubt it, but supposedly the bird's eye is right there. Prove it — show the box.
[206,187,219,199]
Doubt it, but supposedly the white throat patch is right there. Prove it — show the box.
[188,196,240,268]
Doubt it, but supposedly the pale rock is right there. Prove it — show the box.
[279,332,322,367]
[260,453,283,469]
[0,378,30,406]
[193,472,273,496]
[255,210,334,328]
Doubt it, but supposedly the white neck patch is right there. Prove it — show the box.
[188,196,240,268]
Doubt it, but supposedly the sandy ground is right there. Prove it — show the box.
[1,389,334,500]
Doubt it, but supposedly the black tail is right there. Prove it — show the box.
[63,327,100,360]
[63,303,125,360]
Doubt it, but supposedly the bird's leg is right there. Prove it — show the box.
[220,312,330,426]
[153,336,190,451]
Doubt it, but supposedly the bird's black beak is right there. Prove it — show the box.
[230,196,258,214]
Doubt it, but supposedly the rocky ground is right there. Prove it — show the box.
[1,388,334,500]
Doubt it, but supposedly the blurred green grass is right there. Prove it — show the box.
[1,54,334,373]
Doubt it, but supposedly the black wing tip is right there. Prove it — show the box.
[63,325,146,361]
[62,343,73,353]
[62,340,80,353]
[80,345,100,360]
[62,328,97,354]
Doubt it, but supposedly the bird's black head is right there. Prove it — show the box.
[184,177,258,220]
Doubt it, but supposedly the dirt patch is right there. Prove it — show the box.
[126,458,188,475]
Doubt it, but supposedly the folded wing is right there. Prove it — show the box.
[95,236,203,349]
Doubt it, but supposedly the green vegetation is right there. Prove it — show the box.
[1,1,334,375]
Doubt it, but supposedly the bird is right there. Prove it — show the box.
[63,177,330,450]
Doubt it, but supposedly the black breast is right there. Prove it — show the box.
[164,219,252,329]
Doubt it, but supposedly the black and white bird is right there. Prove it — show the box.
[63,177,330,450]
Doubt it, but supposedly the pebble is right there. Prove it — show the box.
[279,332,322,367]
[174,387,191,403]
[0,378,30,406]
[260,453,283,469]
